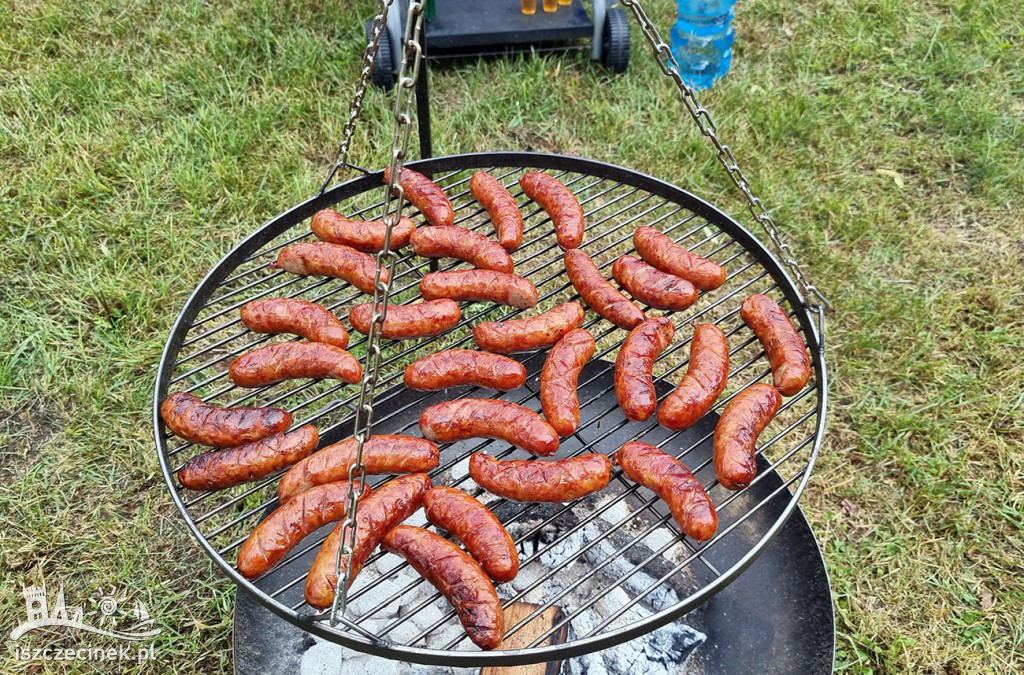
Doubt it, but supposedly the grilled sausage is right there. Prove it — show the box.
[612,255,699,312]
[160,392,292,448]
[540,329,596,437]
[423,486,519,583]
[740,294,811,396]
[305,474,432,608]
[658,323,729,431]
[310,208,415,252]
[271,242,385,296]
[410,225,514,273]
[240,298,349,350]
[383,167,454,227]
[420,270,538,309]
[349,299,461,340]
[381,525,504,650]
[236,479,370,579]
[470,171,523,252]
[179,425,318,491]
[519,171,584,250]
[615,317,676,422]
[420,398,559,456]
[472,302,585,354]
[633,226,726,291]
[614,442,717,543]
[228,342,362,388]
[469,452,611,502]
[713,383,781,490]
[404,350,527,391]
[278,435,439,503]
[564,249,645,330]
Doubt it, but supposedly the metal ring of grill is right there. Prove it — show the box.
[153,151,827,667]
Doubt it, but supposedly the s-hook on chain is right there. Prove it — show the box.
[620,0,829,316]
[329,0,427,626]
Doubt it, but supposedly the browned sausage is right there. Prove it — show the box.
[633,226,726,291]
[564,249,645,330]
[160,392,292,448]
[519,171,584,249]
[410,225,514,273]
[740,294,811,396]
[612,255,698,312]
[472,302,585,354]
[420,270,538,309]
[423,486,519,583]
[240,298,349,349]
[420,399,559,456]
[278,435,439,503]
[540,329,596,437]
[381,525,504,650]
[470,171,523,252]
[383,167,454,227]
[614,317,675,422]
[236,479,370,579]
[228,342,362,388]
[305,474,432,608]
[614,442,717,543]
[469,452,611,502]
[271,242,385,296]
[310,208,415,252]
[349,299,461,340]
[179,425,318,491]
[658,323,729,431]
[404,350,527,391]
[713,383,781,490]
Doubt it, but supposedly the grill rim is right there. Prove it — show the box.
[153,151,828,667]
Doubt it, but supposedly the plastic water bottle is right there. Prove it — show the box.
[670,0,736,90]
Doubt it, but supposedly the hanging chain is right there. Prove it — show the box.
[620,0,828,312]
[329,0,427,626]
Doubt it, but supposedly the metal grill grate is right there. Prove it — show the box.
[154,152,826,667]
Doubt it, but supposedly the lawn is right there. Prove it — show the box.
[1,0,1022,673]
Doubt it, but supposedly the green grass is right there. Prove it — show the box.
[2,0,1022,672]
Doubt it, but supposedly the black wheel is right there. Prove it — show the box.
[600,7,630,73]
[365,20,394,91]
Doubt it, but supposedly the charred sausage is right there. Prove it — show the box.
[235,479,370,579]
[278,435,439,503]
[310,208,415,252]
[271,242,384,295]
[240,297,349,349]
[614,442,717,543]
[519,171,584,250]
[740,294,811,396]
[614,317,675,422]
[633,226,726,291]
[305,474,432,608]
[612,255,698,312]
[423,486,519,583]
[179,425,318,491]
[404,350,527,391]
[713,383,781,490]
[540,329,596,437]
[349,299,461,340]
[658,323,729,431]
[469,452,611,502]
[420,270,538,309]
[470,171,523,252]
[228,342,362,388]
[564,249,645,330]
[472,302,585,354]
[383,167,454,227]
[419,398,559,456]
[381,525,504,650]
[410,225,514,273]
[160,392,292,448]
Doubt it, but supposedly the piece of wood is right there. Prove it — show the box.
[481,601,568,675]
